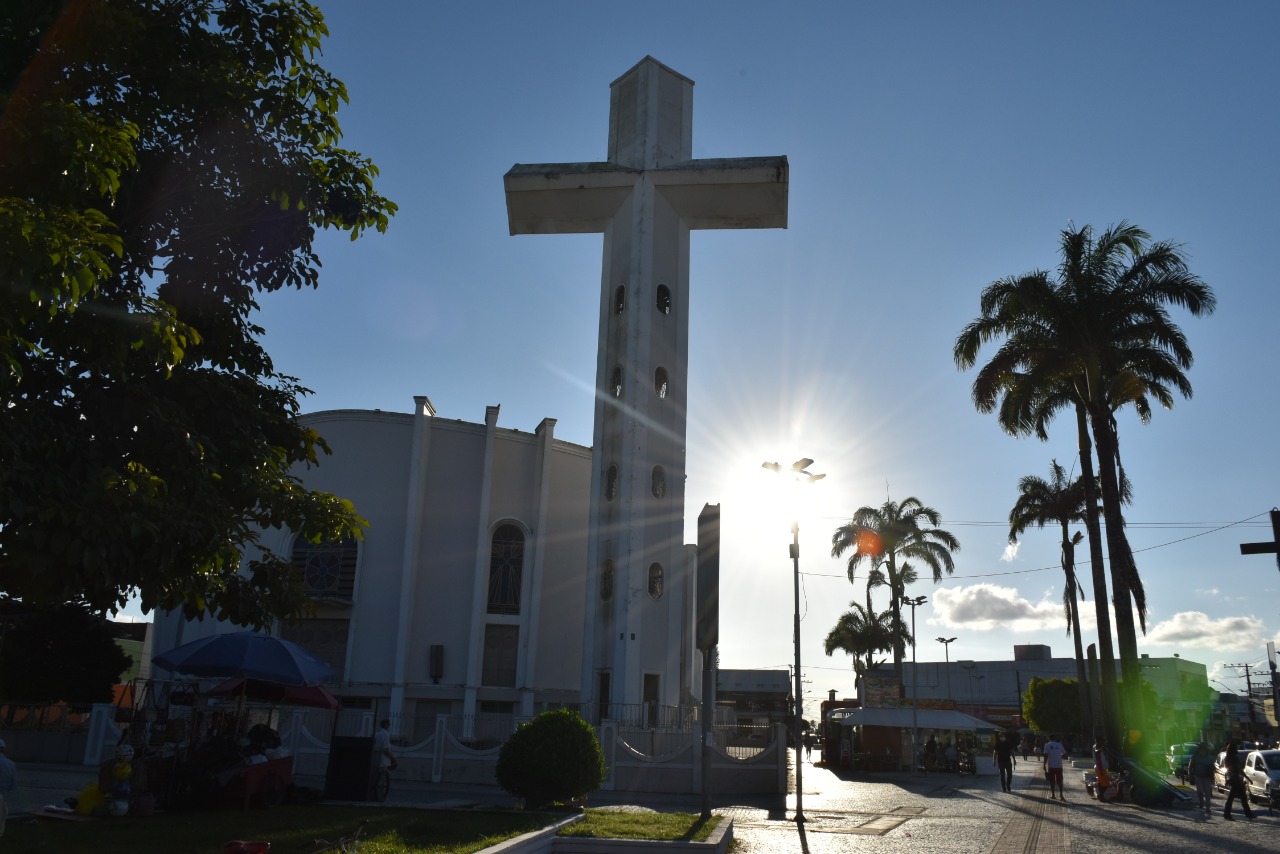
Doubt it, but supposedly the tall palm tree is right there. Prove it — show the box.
[831,497,960,667]
[955,221,1215,749]
[823,601,902,678]
[1008,460,1094,736]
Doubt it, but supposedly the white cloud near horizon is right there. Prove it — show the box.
[932,583,1096,634]
[1144,611,1271,654]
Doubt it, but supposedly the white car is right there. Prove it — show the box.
[1242,749,1280,807]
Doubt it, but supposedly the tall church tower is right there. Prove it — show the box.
[505,57,787,712]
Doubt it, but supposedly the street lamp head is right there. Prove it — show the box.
[905,595,928,606]
[936,637,956,644]
[762,459,825,483]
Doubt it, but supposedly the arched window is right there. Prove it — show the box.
[601,560,615,601]
[648,563,664,600]
[487,524,524,614]
[656,284,672,315]
[654,367,669,399]
[651,466,666,499]
[605,464,618,500]
[292,536,359,601]
[610,366,623,398]
[614,284,626,314]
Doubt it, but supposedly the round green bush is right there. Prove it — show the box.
[495,708,607,808]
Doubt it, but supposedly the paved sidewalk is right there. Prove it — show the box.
[718,758,1278,854]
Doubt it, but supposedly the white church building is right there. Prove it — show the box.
[150,398,699,739]
[149,56,788,757]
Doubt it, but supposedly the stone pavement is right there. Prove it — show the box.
[7,756,1277,853]
[716,757,1278,854]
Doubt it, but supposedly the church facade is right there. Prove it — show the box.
[149,398,700,735]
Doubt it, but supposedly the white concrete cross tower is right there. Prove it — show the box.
[505,57,787,712]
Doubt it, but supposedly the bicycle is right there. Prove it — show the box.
[311,820,367,853]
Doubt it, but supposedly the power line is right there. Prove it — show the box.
[800,511,1272,582]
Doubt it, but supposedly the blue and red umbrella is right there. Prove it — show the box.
[152,631,334,687]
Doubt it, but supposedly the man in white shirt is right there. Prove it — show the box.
[374,719,396,770]
[1041,734,1067,800]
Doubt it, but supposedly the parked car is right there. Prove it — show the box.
[1242,749,1280,807]
[1213,743,1262,794]
[1165,742,1199,776]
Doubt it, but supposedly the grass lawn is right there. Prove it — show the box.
[3,803,558,854]
[4,804,722,853]
[559,810,721,842]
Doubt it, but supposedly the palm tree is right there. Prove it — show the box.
[955,221,1215,748]
[831,497,960,666]
[1008,460,1094,736]
[823,602,901,678]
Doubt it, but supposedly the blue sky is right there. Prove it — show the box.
[134,1,1280,709]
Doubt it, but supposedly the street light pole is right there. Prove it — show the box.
[763,458,824,824]
[905,595,927,774]
[936,637,956,700]
[790,519,804,820]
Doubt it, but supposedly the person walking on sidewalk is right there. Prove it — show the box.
[1190,742,1215,818]
[1221,740,1255,821]
[993,731,1017,792]
[1042,733,1067,800]
[1092,738,1113,802]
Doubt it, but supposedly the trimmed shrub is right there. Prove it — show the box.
[495,708,607,808]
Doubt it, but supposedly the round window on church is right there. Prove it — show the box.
[651,466,666,499]
[601,560,615,601]
[654,367,669,399]
[605,464,618,500]
[656,284,672,315]
[610,366,623,398]
[648,563,664,599]
[615,284,626,314]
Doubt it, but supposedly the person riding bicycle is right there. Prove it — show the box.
[374,719,397,771]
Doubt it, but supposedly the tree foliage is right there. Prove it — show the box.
[956,221,1214,752]
[0,1,395,626]
[823,600,905,679]
[495,709,608,809]
[0,597,131,703]
[831,497,959,666]
[1022,676,1082,739]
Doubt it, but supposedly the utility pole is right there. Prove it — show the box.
[1225,662,1260,739]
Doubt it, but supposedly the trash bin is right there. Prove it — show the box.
[324,736,377,800]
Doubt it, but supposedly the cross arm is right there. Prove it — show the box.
[652,156,788,230]
[504,162,641,235]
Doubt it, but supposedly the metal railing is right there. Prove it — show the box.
[580,702,699,730]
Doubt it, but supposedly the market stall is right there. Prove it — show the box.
[127,632,338,810]
[832,707,995,772]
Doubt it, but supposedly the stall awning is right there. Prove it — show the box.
[837,707,996,730]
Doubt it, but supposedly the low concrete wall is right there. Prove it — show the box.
[77,705,784,799]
